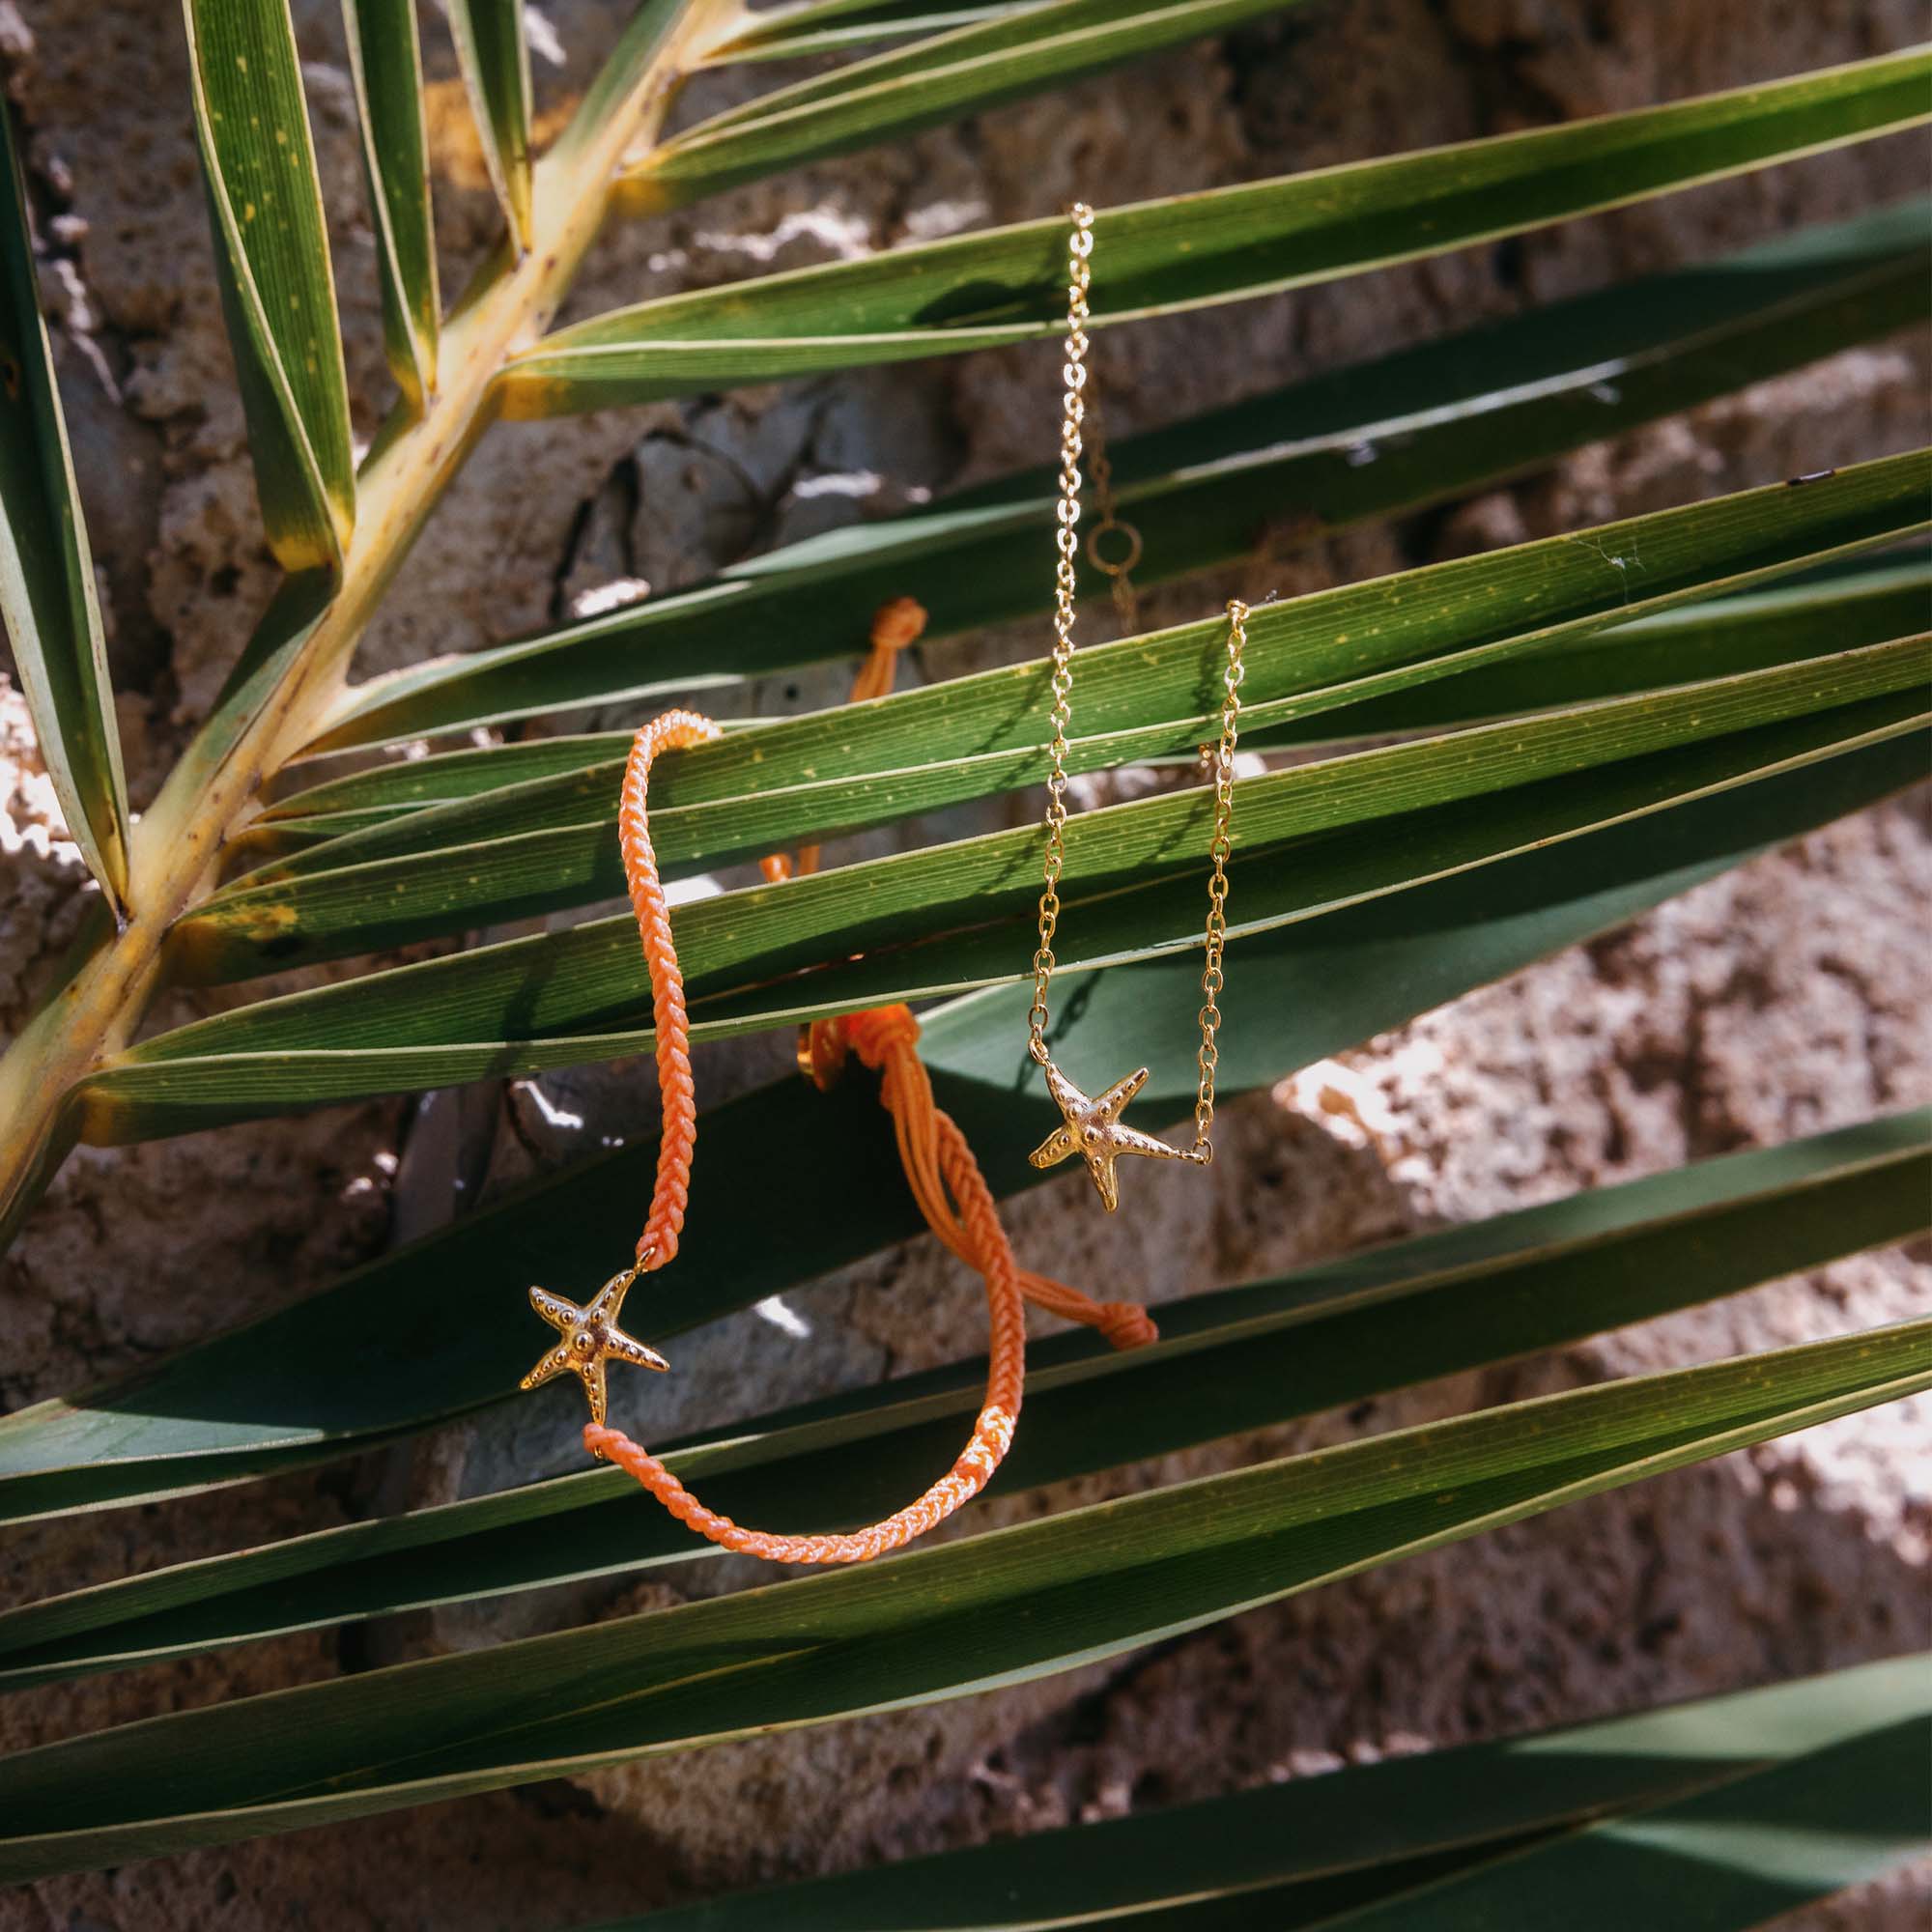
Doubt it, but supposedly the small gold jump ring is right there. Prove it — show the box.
[1086,518,1143,577]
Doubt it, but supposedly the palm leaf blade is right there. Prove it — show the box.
[498,47,1932,412]
[0,109,129,908]
[712,0,1026,62]
[257,556,1931,850]
[0,1112,1918,1686]
[1310,1711,1931,1932]
[1251,554,1932,751]
[551,0,694,163]
[312,198,1932,749]
[0,730,1918,1517]
[342,0,439,409]
[202,455,1932,973]
[448,0,535,249]
[630,0,1311,209]
[0,1321,1921,1880]
[184,0,355,567]
[584,1663,1932,1931]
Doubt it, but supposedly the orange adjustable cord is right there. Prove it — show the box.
[582,602,1155,1563]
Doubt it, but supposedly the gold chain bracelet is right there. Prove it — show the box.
[1023,202,1250,1214]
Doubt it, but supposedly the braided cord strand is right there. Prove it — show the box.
[587,637,1154,1564]
[616,709,722,1271]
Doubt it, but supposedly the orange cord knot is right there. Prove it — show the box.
[839,1002,922,1067]
[852,598,928,702]
[1013,1269,1160,1350]
[1091,1301,1160,1350]
[871,596,929,653]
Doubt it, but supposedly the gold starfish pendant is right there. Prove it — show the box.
[519,1254,670,1431]
[1027,1059,1204,1212]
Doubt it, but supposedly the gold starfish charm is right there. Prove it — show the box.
[519,1255,669,1429]
[1027,1060,1203,1212]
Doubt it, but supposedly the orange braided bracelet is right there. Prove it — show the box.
[521,607,1155,1565]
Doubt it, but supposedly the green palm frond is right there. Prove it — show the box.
[303,198,1932,748]
[501,49,1932,412]
[1,765,1918,1515]
[0,0,1924,1895]
[447,0,536,249]
[0,107,129,910]
[342,0,439,410]
[0,1113,1918,1681]
[184,0,355,568]
[570,1659,1932,1930]
[0,1321,1924,1881]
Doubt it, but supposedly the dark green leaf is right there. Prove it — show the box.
[711,0,1025,63]
[184,0,355,568]
[497,49,1932,412]
[447,0,534,250]
[573,1658,1932,1930]
[244,553,1932,865]
[198,457,1932,975]
[151,545,1932,1007]
[629,0,1307,210]
[92,696,1932,1129]
[1250,553,1932,751]
[727,701,1927,1048]
[0,1112,1918,1688]
[342,0,439,410]
[0,107,129,909]
[1,725,1918,1517]
[1311,1711,1931,1932]
[0,1321,1922,1881]
[183,624,1932,980]
[307,199,1932,749]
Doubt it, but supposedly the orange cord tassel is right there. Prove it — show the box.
[587,604,1155,1563]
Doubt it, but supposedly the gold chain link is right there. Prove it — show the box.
[1025,202,1094,1067]
[1029,204,1246,1156]
[1193,597,1247,1158]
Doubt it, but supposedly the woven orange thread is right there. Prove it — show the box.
[616,708,723,1272]
[588,607,1154,1563]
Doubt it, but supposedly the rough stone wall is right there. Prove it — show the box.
[1,0,1928,1926]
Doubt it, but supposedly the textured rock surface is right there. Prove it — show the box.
[0,0,1927,1925]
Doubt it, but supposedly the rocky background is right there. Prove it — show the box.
[1,0,1928,1925]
